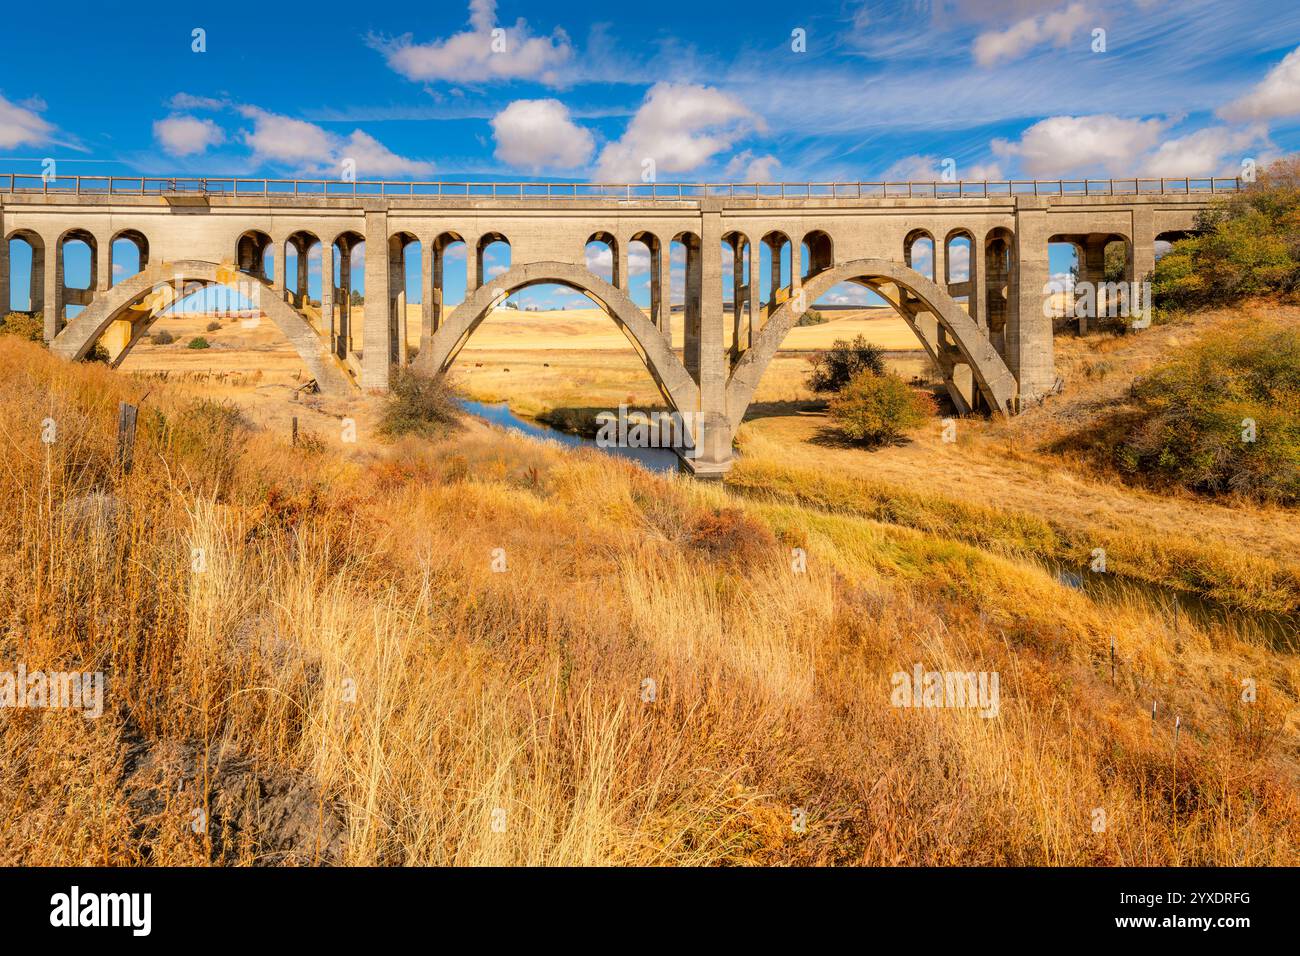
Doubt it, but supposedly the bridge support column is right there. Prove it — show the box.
[296,243,309,311]
[420,238,434,356]
[969,229,985,330]
[1011,199,1055,407]
[43,236,61,341]
[361,210,391,390]
[685,205,731,477]
[0,204,7,315]
[96,235,111,294]
[731,240,744,356]
[655,241,672,346]
[467,234,482,293]
[28,235,43,319]
[789,240,802,311]
[747,236,761,347]
[1078,235,1108,333]
[1128,205,1156,290]
[270,236,286,300]
[321,241,335,346]
[615,238,629,293]
[432,243,445,334]
[387,235,406,367]
[338,243,352,358]
[683,236,702,383]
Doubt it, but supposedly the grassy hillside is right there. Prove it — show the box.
[1,336,1295,865]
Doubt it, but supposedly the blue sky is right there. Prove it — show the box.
[4,0,1300,311]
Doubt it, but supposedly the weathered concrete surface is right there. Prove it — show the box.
[5,187,1216,473]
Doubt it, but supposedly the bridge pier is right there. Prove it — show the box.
[684,205,732,478]
[362,210,390,390]
[0,203,7,316]
[1011,199,1055,407]
[321,243,335,347]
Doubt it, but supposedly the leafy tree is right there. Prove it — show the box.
[829,370,936,447]
[0,312,45,342]
[1117,317,1300,503]
[806,334,885,393]
[1152,157,1300,314]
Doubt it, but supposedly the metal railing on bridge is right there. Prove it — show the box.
[0,173,1245,200]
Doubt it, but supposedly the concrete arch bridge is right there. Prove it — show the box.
[1,174,1221,473]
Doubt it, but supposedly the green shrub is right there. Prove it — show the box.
[806,334,886,393]
[0,312,46,342]
[379,366,463,440]
[796,309,828,327]
[829,370,935,447]
[1152,158,1300,314]
[1116,318,1300,504]
[187,337,210,349]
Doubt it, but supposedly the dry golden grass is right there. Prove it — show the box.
[0,332,1296,866]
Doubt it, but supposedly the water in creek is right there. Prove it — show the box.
[458,399,681,474]
[460,399,1297,646]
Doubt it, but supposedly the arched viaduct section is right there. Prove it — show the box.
[727,259,1017,431]
[417,260,699,417]
[0,183,1218,474]
[49,260,352,396]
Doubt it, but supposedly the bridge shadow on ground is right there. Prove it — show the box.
[739,399,827,423]
[806,425,918,452]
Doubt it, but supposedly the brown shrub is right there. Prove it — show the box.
[685,507,775,566]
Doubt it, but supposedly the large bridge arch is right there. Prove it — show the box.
[416,260,698,415]
[726,257,1018,434]
[49,259,352,395]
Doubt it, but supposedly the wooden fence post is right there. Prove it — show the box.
[117,402,138,474]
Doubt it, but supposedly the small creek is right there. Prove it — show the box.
[458,399,681,474]
[459,399,1297,646]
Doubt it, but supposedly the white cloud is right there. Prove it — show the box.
[947,240,971,280]
[169,93,228,111]
[992,114,1168,176]
[374,0,572,86]
[973,2,1092,67]
[491,99,594,171]
[238,106,335,164]
[236,106,432,177]
[966,161,1004,181]
[723,149,780,182]
[1219,45,1300,122]
[909,241,934,274]
[594,82,760,182]
[340,129,436,177]
[153,115,225,157]
[1142,125,1268,177]
[878,154,945,181]
[0,93,54,149]
[820,284,877,306]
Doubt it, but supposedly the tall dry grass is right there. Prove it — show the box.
[0,336,1296,865]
